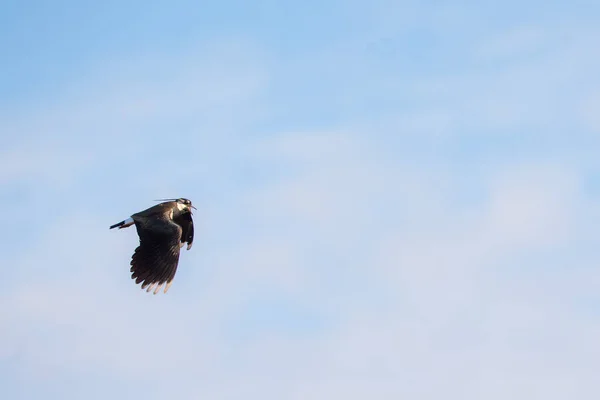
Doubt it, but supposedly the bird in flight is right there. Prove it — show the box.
[110,198,196,294]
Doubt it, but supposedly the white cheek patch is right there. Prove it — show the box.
[176,202,186,211]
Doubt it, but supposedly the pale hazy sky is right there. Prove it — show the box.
[2,1,600,399]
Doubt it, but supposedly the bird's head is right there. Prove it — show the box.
[176,198,196,212]
[154,198,196,212]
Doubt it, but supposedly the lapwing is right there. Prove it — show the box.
[110,198,195,294]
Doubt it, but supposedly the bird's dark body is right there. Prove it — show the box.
[110,198,195,294]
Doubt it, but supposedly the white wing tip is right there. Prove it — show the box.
[141,281,173,294]
[153,282,164,295]
[146,282,160,293]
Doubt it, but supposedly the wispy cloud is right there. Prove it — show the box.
[2,2,600,399]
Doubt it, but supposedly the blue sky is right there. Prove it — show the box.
[2,1,600,399]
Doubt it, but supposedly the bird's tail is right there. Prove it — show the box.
[109,217,134,230]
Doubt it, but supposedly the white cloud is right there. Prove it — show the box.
[2,9,600,398]
[2,128,598,399]
[484,163,579,248]
[474,25,549,63]
[579,91,600,135]
[0,39,267,188]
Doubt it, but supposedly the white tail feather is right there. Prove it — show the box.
[120,217,134,229]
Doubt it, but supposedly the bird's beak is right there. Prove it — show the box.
[191,205,197,210]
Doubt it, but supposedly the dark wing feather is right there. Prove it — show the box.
[130,215,182,294]
[174,211,194,250]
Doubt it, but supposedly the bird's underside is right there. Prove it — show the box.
[110,199,195,294]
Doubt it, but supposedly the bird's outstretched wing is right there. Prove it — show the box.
[174,212,194,250]
[130,216,182,294]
